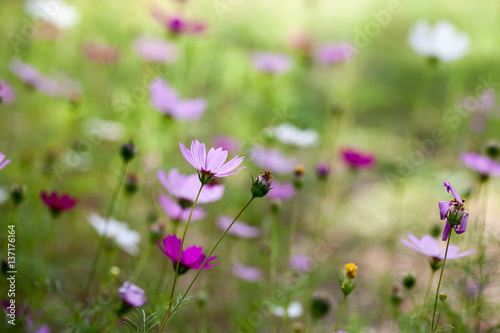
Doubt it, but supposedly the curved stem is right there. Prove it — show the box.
[333,295,347,332]
[431,232,452,331]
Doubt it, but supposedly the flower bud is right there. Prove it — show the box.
[120,140,136,163]
[439,292,447,302]
[430,224,442,238]
[123,173,138,196]
[251,170,273,198]
[310,292,331,320]
[345,263,358,279]
[340,263,358,296]
[10,184,26,205]
[315,162,330,180]
[110,266,121,278]
[293,165,305,190]
[390,286,403,308]
[430,257,442,272]
[402,271,417,290]
[149,221,165,243]
[486,141,500,159]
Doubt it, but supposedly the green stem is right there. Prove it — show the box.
[434,301,444,332]
[333,295,347,332]
[475,180,489,333]
[83,161,128,301]
[431,232,452,331]
[270,209,279,288]
[419,270,436,321]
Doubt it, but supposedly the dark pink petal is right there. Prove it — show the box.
[181,246,203,265]
[163,234,181,262]
[443,181,462,204]
[442,222,451,241]
[455,212,468,234]
[190,254,218,270]
[438,201,452,220]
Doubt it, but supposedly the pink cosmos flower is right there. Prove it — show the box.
[179,140,245,183]
[149,78,206,121]
[438,181,469,241]
[267,181,295,200]
[119,281,147,307]
[340,148,375,169]
[0,153,11,171]
[83,41,120,64]
[158,234,218,274]
[158,194,206,222]
[40,190,77,217]
[0,80,16,104]
[150,5,206,35]
[462,89,495,133]
[251,52,292,75]
[133,37,178,63]
[460,152,500,178]
[232,263,262,282]
[401,233,475,260]
[289,254,313,272]
[213,136,240,153]
[217,215,261,239]
[250,146,298,174]
[314,42,355,65]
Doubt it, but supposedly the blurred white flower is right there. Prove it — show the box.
[274,123,319,147]
[408,20,469,62]
[87,213,141,256]
[0,187,9,205]
[271,301,303,318]
[25,0,80,29]
[84,117,125,142]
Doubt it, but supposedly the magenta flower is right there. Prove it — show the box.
[401,233,475,260]
[158,234,218,274]
[0,80,16,104]
[179,140,245,183]
[217,215,261,239]
[133,37,178,63]
[460,152,500,178]
[316,161,330,179]
[267,181,295,200]
[0,153,11,171]
[314,42,355,65]
[462,89,495,133]
[438,181,469,241]
[157,168,225,204]
[150,5,206,35]
[340,148,375,169]
[251,52,292,75]
[232,263,263,282]
[158,194,206,222]
[250,146,298,174]
[149,78,206,121]
[40,190,77,217]
[118,281,147,307]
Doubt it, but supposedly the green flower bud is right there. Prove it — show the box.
[120,140,136,163]
[486,141,500,159]
[251,170,273,198]
[310,292,331,320]
[10,184,26,205]
[439,292,447,302]
[402,271,417,290]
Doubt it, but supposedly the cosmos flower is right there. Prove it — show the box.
[401,233,475,260]
[250,146,298,174]
[213,136,240,153]
[158,194,206,222]
[274,123,319,147]
[251,52,292,75]
[340,148,375,169]
[314,42,355,65]
[461,152,500,178]
[83,41,120,64]
[232,263,262,282]
[150,5,205,35]
[179,140,245,183]
[408,20,469,63]
[216,215,261,239]
[0,153,11,171]
[0,80,16,104]
[267,181,295,200]
[133,37,178,63]
[149,78,207,121]
[439,181,470,241]
[25,0,80,30]
[289,254,313,272]
[158,234,218,274]
[462,89,495,133]
[271,301,303,318]
[40,190,77,217]
[118,281,147,307]
[87,213,141,256]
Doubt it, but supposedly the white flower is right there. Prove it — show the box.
[271,301,303,318]
[274,123,319,147]
[25,0,80,29]
[87,213,141,256]
[0,187,9,205]
[408,20,469,62]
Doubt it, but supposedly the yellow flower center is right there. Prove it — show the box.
[345,263,358,278]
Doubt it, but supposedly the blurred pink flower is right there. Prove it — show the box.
[462,89,496,133]
[150,5,206,35]
[250,146,298,174]
[83,41,120,63]
[40,190,77,217]
[149,78,207,121]
[119,281,147,307]
[288,30,314,55]
[251,52,292,75]
[401,233,475,260]
[340,147,375,169]
[461,152,500,178]
[267,181,295,200]
[217,215,261,239]
[213,136,240,153]
[314,42,355,65]
[158,194,206,222]
[133,37,178,63]
[0,153,11,171]
[289,254,313,272]
[0,80,16,104]
[316,161,330,179]
[232,263,263,282]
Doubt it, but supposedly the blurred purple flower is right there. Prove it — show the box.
[267,181,295,200]
[401,233,475,260]
[150,5,206,35]
[461,152,500,178]
[149,78,207,121]
[289,254,313,272]
[213,136,240,153]
[179,140,245,183]
[314,42,355,65]
[40,190,77,217]
[119,281,147,307]
[462,89,495,133]
[316,161,330,179]
[439,181,469,241]
[232,263,263,282]
[158,194,206,222]
[0,153,11,171]
[133,37,178,63]
[340,147,375,169]
[158,234,218,273]
[217,215,261,239]
[251,52,292,75]
[83,41,120,63]
[0,80,16,104]
[157,168,225,204]
[250,146,298,174]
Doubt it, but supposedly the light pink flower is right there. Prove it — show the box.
[158,194,206,222]
[232,263,262,282]
[217,215,261,239]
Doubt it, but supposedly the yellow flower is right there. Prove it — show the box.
[345,263,358,279]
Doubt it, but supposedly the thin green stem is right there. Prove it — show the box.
[334,295,347,332]
[434,301,444,332]
[431,232,452,331]
[420,270,436,321]
[475,180,489,333]
[270,209,278,287]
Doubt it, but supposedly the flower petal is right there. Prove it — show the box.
[443,181,462,204]
[438,201,453,220]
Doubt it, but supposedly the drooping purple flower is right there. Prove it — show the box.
[232,263,263,282]
[150,5,206,35]
[438,181,469,241]
[83,41,120,64]
[0,153,11,171]
[462,89,495,133]
[267,181,295,200]
[216,215,261,239]
[149,78,206,121]
[314,42,355,65]
[158,194,206,222]
[401,233,475,260]
[158,234,218,274]
[213,135,240,153]
[289,254,313,272]
[340,148,376,169]
[179,140,245,183]
[133,37,178,63]
[40,190,77,217]
[251,52,292,75]
[250,146,298,174]
[118,281,147,307]
[0,80,16,104]
[460,152,500,178]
